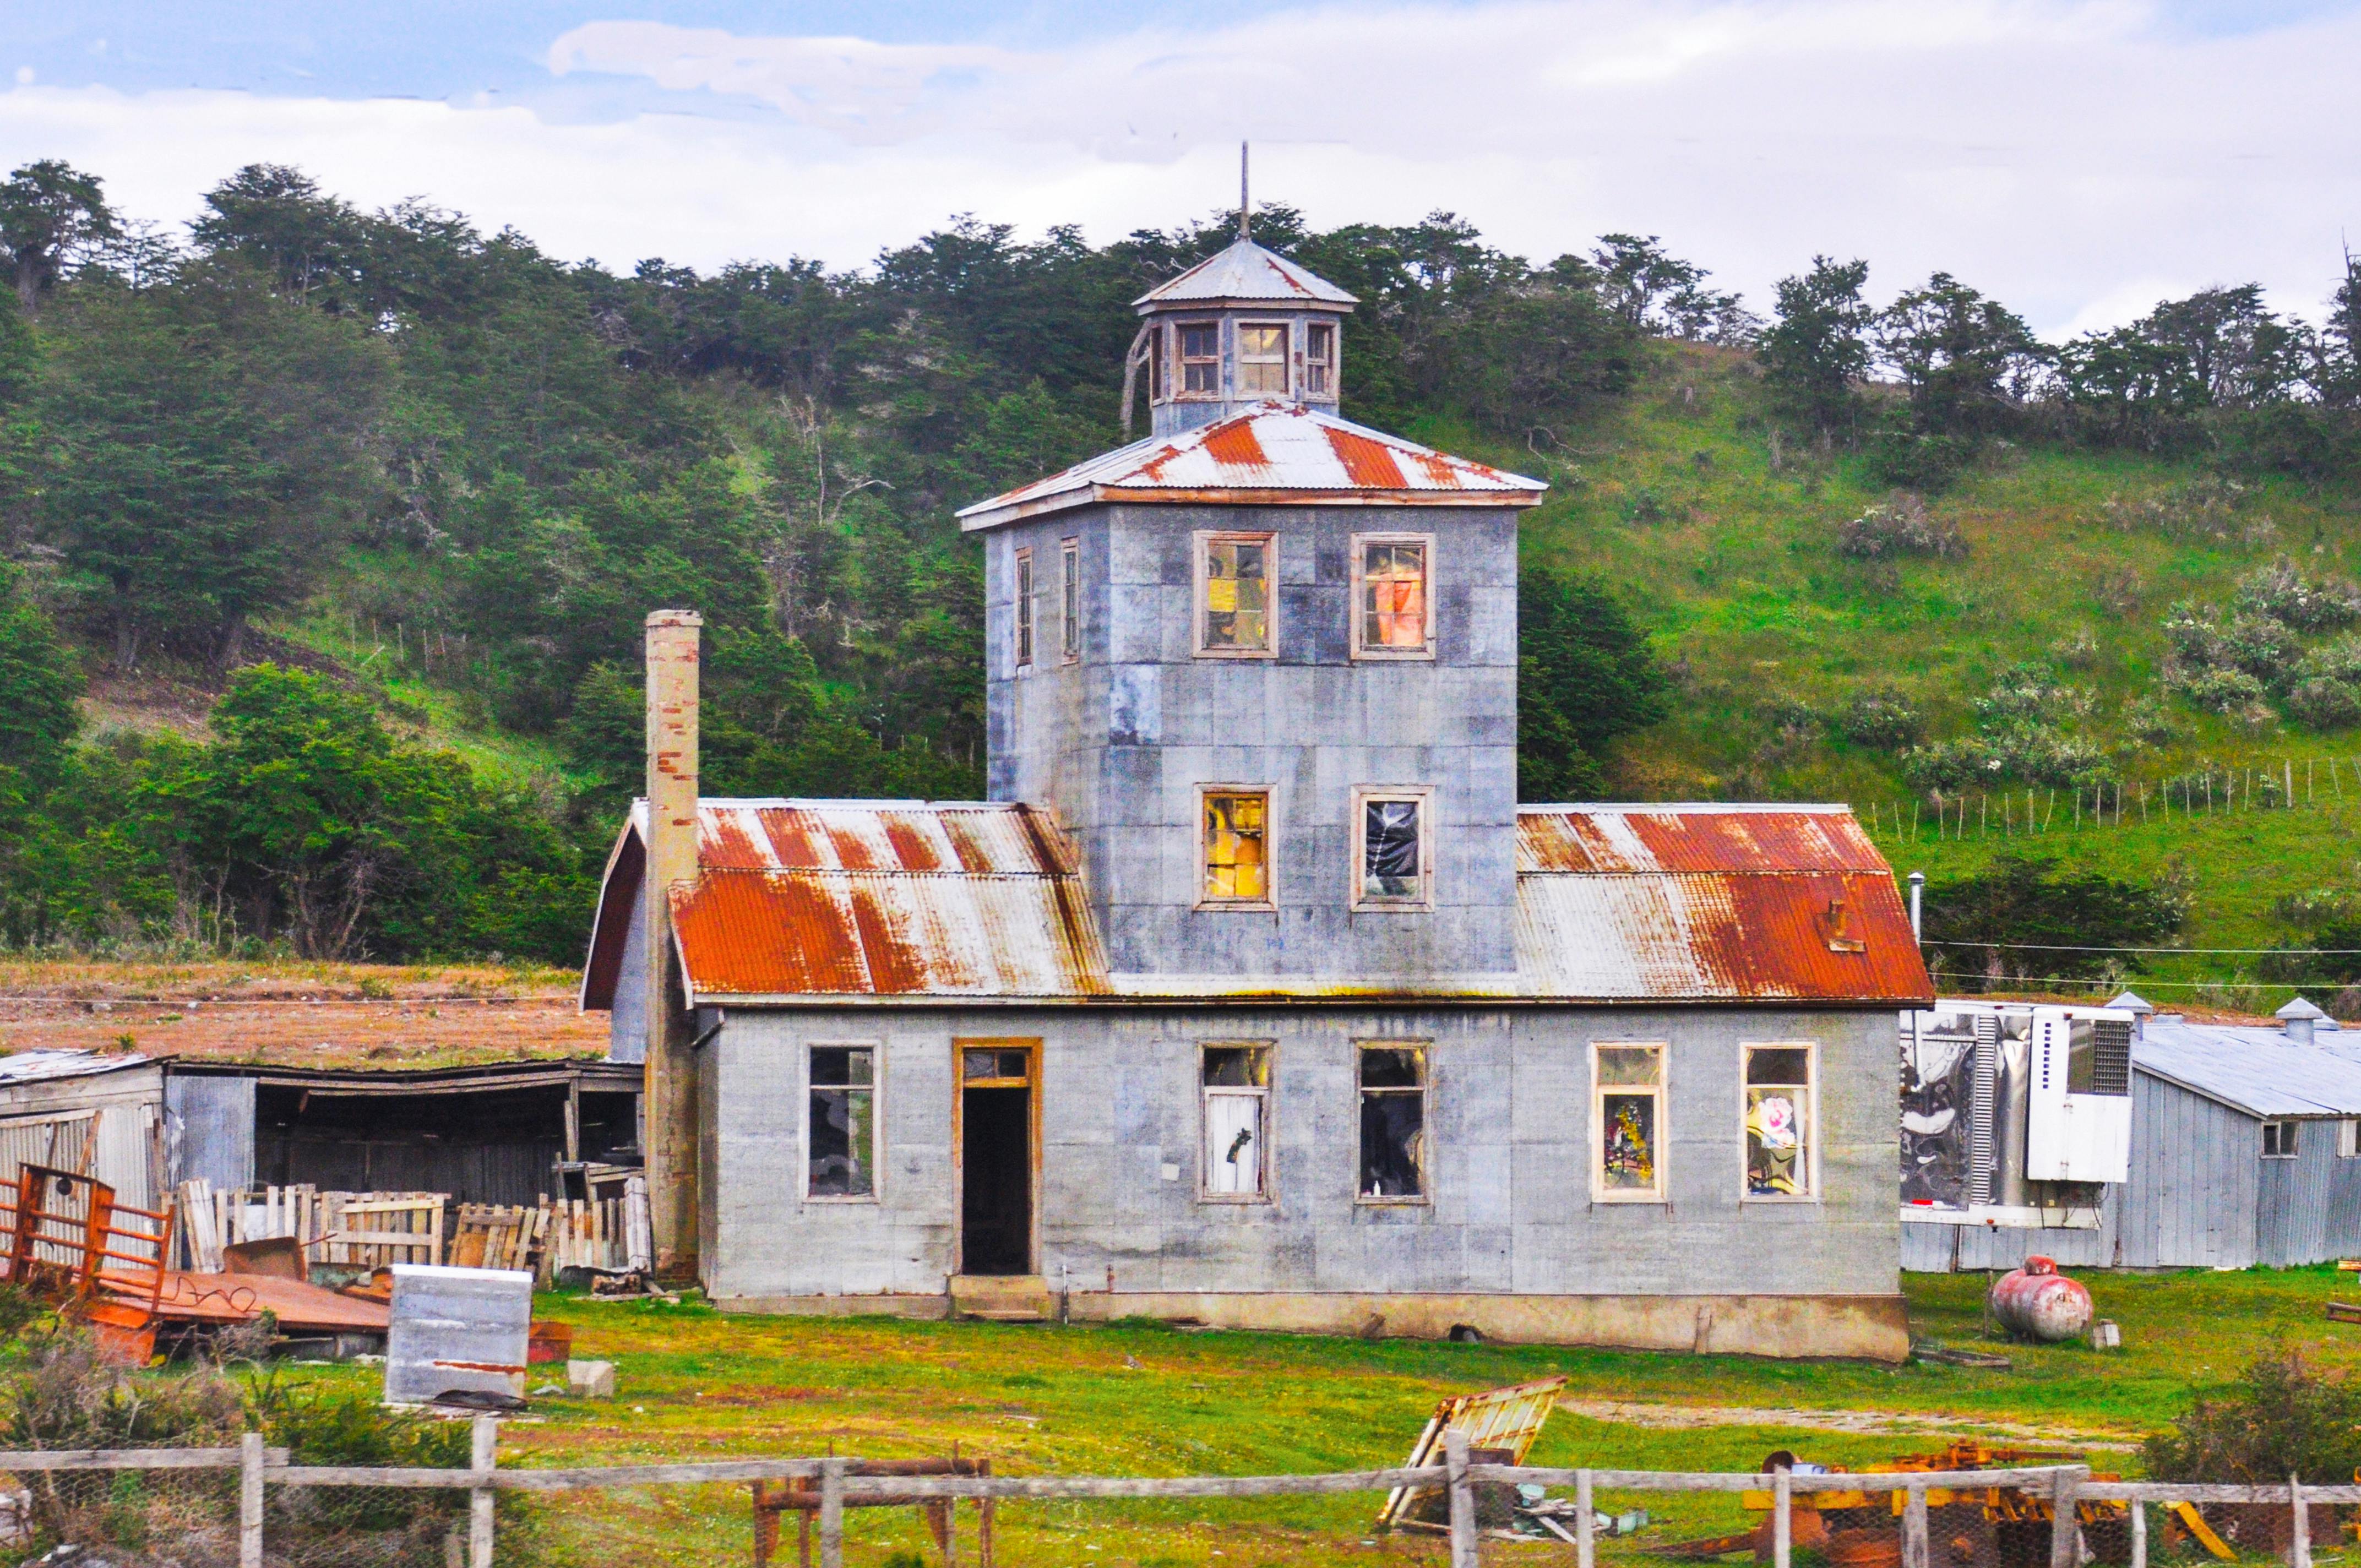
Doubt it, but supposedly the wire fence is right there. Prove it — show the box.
[4,1430,2354,1568]
[1854,756,2361,847]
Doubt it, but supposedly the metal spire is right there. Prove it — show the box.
[1239,141,1250,239]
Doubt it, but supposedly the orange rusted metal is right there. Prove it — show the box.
[6,1165,175,1362]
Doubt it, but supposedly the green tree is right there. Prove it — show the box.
[0,160,118,315]
[1875,272,2043,437]
[1758,256,1872,438]
[1517,566,1668,801]
[1921,853,2183,990]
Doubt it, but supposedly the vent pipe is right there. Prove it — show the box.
[644,608,703,1277]
[2278,995,2326,1048]
[1907,870,1924,943]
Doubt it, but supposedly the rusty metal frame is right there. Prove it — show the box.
[1379,1374,1569,1529]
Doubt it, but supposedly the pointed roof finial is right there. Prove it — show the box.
[1239,141,1250,239]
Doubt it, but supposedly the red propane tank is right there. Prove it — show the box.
[1987,1256,2093,1342]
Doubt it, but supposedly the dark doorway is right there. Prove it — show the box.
[960,1085,1033,1276]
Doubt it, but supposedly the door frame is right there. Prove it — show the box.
[951,1038,1042,1277]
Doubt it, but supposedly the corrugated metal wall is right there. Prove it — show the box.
[2119,1075,2259,1267]
[0,1106,156,1210]
[164,1075,255,1192]
[2255,1119,2361,1265]
[1901,1205,2116,1272]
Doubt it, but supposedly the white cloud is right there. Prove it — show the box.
[1,0,2355,336]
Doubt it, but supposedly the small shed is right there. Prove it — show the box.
[0,1051,165,1209]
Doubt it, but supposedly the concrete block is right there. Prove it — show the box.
[567,1359,616,1399]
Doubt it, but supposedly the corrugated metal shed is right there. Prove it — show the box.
[2135,1018,2361,1117]
[584,800,1929,1007]
[1514,807,1930,1004]
[1131,237,1357,308]
[956,403,1546,530]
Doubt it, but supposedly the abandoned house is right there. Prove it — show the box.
[580,232,1935,1359]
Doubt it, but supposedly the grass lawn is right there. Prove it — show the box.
[281,1267,2361,1566]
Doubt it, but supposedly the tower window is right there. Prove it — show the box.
[1357,1043,1428,1201]
[1060,537,1080,661]
[1013,546,1033,668]
[1304,322,1335,395]
[1179,322,1220,394]
[1238,323,1288,396]
[1354,536,1432,657]
[1201,1044,1272,1199]
[1353,788,1431,908]
[1196,532,1275,656]
[1200,789,1272,905]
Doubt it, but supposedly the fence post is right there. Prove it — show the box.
[238,1430,264,1568]
[1903,1479,1929,1568]
[1575,1468,1595,1568]
[819,1457,848,1568]
[1774,1466,1792,1568]
[1444,1427,1478,1568]
[469,1415,498,1568]
[2129,1496,2146,1568]
[2291,1474,2309,1568]
[2048,1466,2086,1568]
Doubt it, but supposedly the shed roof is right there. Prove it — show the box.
[583,801,1929,1008]
[956,402,1545,530]
[0,1049,154,1084]
[1131,237,1357,309]
[2135,1017,2361,1117]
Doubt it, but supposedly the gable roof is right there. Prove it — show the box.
[1131,237,1356,309]
[583,801,1929,1009]
[957,401,1546,529]
[2135,1017,2361,1118]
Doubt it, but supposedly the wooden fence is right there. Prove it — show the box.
[8,1433,2355,1568]
[173,1180,651,1283]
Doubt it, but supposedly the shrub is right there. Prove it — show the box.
[2235,557,2361,631]
[2121,694,2177,746]
[1836,493,1968,560]
[1864,417,1971,492]
[2166,664,2270,714]
[2144,1352,2361,1485]
[1837,687,1924,749]
[2103,476,2261,543]
[2282,634,2361,729]
[1973,661,2093,726]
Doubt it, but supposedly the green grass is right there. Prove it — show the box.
[254,1268,2361,1566]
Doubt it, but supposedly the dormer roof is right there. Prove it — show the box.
[956,401,1544,530]
[1131,237,1356,311]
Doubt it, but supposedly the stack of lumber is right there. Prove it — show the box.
[175,1181,445,1272]
[449,1204,548,1272]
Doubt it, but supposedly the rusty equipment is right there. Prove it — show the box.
[1,1164,176,1363]
[1379,1374,1568,1531]
[1988,1257,2095,1343]
[751,1456,994,1568]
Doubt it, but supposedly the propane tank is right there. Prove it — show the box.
[1987,1255,2094,1342]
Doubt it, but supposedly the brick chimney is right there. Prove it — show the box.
[643,609,703,1276]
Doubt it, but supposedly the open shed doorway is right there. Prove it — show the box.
[956,1041,1037,1277]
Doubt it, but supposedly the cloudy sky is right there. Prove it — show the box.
[1,0,2355,337]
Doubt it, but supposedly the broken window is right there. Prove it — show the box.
[2340,1119,2360,1158]
[1358,1044,1427,1200]
[1201,790,1271,903]
[2263,1119,2299,1158]
[1304,323,1334,395]
[1060,538,1080,661]
[1356,537,1431,655]
[1238,323,1288,395]
[1198,534,1273,654]
[1594,1043,1664,1200]
[807,1045,877,1198]
[1744,1043,1814,1199]
[1356,791,1428,906]
[1179,322,1220,394]
[1201,1044,1272,1197]
[1013,546,1034,668]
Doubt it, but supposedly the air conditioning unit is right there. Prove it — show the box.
[2024,1006,2134,1183]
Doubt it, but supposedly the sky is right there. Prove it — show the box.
[0,0,2355,339]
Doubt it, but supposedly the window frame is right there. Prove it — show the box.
[1591,1040,1668,1205]
[1012,545,1035,670]
[1236,319,1291,399]
[1355,1039,1431,1206]
[2262,1119,2300,1159]
[1351,785,1434,911]
[1196,784,1277,911]
[1177,319,1221,398]
[803,1040,883,1204]
[2341,1118,2361,1159]
[1739,1040,1820,1204]
[1198,1041,1275,1204]
[1304,320,1336,396]
[1350,532,1437,662]
[1193,530,1279,660]
[1059,536,1081,663]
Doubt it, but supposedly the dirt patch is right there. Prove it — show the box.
[1562,1399,2137,1451]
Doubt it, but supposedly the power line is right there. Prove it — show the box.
[1922,940,2361,956]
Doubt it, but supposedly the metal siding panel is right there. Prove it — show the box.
[165,1075,256,1191]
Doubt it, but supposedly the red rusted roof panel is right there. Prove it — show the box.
[1516,806,1889,874]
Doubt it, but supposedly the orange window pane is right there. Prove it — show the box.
[1204,793,1269,901]
[1203,540,1270,651]
[1361,542,1427,650]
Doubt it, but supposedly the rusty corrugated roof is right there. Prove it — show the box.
[1130,237,1357,309]
[1515,807,1932,1004]
[956,402,1546,530]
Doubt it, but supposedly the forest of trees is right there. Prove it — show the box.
[0,157,2355,962]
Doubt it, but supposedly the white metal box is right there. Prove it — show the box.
[385,1264,532,1404]
[2023,1006,2135,1183]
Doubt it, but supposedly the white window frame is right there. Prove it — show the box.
[1198,1041,1275,1203]
[1236,319,1291,399]
[1177,319,1221,398]
[1355,1039,1431,1206]
[1351,785,1434,911]
[1350,532,1437,661]
[1591,1040,1668,1204]
[1193,530,1279,659]
[803,1040,883,1203]
[2341,1118,2360,1159]
[1739,1041,1820,1204]
[2262,1119,2300,1159]
[1303,320,1337,396]
[1012,545,1035,670]
[1196,784,1277,911]
[1059,536,1081,663]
